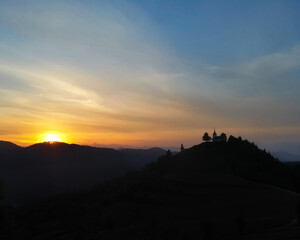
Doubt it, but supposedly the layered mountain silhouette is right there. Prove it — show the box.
[2,136,300,239]
[0,141,166,203]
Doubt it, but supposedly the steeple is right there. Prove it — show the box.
[213,129,217,141]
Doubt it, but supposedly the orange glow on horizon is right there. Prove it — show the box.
[43,133,61,143]
[2,126,299,150]
[37,132,69,143]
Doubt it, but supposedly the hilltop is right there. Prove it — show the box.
[144,135,292,190]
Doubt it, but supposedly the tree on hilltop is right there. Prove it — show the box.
[220,133,227,142]
[181,144,184,152]
[202,132,211,142]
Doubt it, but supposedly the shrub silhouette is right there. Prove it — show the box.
[220,132,227,142]
[202,132,211,142]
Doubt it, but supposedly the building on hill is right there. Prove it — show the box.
[212,129,227,142]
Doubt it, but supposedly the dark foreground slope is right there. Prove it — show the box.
[0,142,166,203]
[284,161,300,193]
[1,137,300,240]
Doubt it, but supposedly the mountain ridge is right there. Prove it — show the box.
[0,141,167,203]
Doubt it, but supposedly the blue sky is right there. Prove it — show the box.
[130,0,300,62]
[0,0,299,154]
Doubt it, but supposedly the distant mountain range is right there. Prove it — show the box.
[0,141,166,203]
[272,151,300,162]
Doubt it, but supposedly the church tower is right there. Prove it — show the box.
[213,129,217,141]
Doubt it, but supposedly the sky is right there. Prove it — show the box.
[0,0,300,154]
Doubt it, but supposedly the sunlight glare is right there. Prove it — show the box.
[43,133,62,143]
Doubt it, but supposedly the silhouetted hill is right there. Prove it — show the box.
[0,142,166,203]
[119,147,167,168]
[3,136,300,240]
[0,141,21,152]
[142,136,292,190]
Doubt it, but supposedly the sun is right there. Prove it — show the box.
[43,133,62,143]
[37,132,68,144]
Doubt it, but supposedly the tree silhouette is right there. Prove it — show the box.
[180,144,184,152]
[202,132,211,142]
[220,133,227,142]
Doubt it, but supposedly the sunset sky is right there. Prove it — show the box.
[0,0,300,154]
